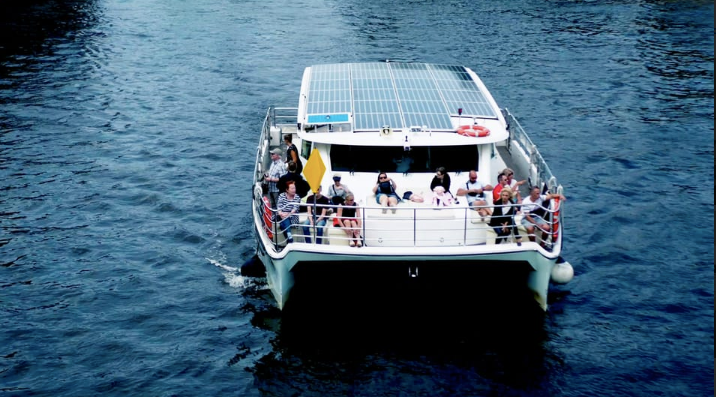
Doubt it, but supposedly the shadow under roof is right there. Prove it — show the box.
[306,62,497,131]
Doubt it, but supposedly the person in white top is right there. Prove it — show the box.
[520,185,566,243]
[456,170,493,218]
[431,186,454,207]
[502,167,527,203]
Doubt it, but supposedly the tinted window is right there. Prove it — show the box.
[330,145,480,173]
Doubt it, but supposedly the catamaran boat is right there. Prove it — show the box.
[251,62,573,311]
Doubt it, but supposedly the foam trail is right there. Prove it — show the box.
[207,258,247,288]
[207,257,239,273]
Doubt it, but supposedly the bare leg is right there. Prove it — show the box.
[351,220,362,246]
[342,219,355,246]
[526,225,536,242]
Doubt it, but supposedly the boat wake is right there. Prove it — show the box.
[207,257,253,289]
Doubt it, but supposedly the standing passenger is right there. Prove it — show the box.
[284,134,303,174]
[266,148,287,208]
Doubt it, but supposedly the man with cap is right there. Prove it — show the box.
[327,172,351,206]
[266,148,287,208]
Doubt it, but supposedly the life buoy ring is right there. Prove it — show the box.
[457,125,490,137]
[262,196,274,239]
[551,197,561,243]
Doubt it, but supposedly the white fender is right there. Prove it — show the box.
[551,258,574,284]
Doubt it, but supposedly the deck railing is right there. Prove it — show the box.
[254,106,565,252]
[503,108,560,194]
[254,107,299,187]
[257,199,562,251]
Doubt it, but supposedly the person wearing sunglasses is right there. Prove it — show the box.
[429,166,452,196]
[456,170,493,219]
[502,167,527,203]
[372,172,400,213]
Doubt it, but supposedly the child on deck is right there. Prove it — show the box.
[431,186,454,207]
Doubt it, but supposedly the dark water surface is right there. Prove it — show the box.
[1,0,713,396]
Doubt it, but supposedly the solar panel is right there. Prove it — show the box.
[305,62,497,131]
[430,64,496,118]
[307,64,351,115]
[351,63,402,131]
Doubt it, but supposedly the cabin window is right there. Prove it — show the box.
[330,145,480,173]
[301,140,312,159]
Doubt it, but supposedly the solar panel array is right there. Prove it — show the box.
[306,62,496,131]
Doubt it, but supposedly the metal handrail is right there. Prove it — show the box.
[256,198,563,251]
[503,108,561,195]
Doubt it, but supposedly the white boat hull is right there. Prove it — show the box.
[253,214,559,311]
[251,62,571,311]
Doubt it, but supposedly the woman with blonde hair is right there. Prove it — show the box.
[337,193,363,247]
[488,186,522,245]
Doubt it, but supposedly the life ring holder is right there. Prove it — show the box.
[551,197,561,243]
[457,125,490,137]
[261,196,274,239]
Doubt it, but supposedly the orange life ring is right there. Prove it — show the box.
[551,197,560,242]
[262,196,274,239]
[457,125,490,137]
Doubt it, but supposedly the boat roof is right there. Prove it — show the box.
[298,62,502,133]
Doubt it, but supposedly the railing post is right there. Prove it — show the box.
[413,208,417,247]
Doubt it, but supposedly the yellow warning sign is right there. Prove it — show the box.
[303,148,326,194]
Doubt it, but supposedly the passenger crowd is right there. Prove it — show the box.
[264,149,565,249]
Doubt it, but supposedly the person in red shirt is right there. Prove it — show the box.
[493,173,509,203]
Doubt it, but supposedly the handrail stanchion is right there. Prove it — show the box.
[463,207,468,246]
[413,208,417,247]
[361,203,366,246]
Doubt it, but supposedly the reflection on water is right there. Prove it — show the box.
[0,1,99,61]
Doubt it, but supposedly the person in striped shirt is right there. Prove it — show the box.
[277,181,301,243]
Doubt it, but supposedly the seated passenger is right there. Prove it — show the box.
[276,181,301,243]
[430,166,452,195]
[456,170,493,218]
[337,193,362,247]
[328,172,351,206]
[520,185,566,244]
[492,173,509,203]
[431,185,454,207]
[301,185,330,244]
[503,167,527,203]
[488,187,522,245]
[372,172,400,213]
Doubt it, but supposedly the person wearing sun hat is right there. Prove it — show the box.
[327,172,351,206]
